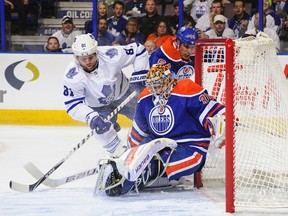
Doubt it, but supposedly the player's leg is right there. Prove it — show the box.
[159,144,207,187]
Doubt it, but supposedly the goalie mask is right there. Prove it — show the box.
[146,64,176,107]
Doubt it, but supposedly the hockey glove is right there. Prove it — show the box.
[87,112,111,135]
[207,114,225,149]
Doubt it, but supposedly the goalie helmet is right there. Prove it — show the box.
[176,27,198,46]
[146,64,176,107]
[72,33,98,57]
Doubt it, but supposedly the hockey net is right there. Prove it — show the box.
[194,34,288,212]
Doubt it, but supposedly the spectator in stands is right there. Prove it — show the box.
[139,0,162,39]
[196,0,228,32]
[184,0,211,22]
[145,18,173,48]
[52,15,82,53]
[144,40,157,55]
[166,1,196,35]
[41,0,55,18]
[245,12,280,53]
[112,16,145,45]
[247,0,282,33]
[159,0,167,16]
[107,1,128,37]
[222,0,231,5]
[3,0,14,50]
[44,36,62,52]
[278,1,288,43]
[272,0,287,17]
[184,16,196,28]
[97,17,115,46]
[85,1,108,34]
[98,1,109,19]
[228,0,250,38]
[203,14,235,39]
[5,0,13,9]
[10,0,40,35]
[125,0,146,17]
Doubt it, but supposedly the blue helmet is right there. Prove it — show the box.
[176,27,198,46]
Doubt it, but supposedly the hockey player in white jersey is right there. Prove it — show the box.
[63,33,149,158]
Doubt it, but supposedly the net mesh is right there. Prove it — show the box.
[198,35,288,208]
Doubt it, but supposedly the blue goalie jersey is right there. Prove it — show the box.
[128,79,225,148]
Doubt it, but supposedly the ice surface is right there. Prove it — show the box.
[0,125,287,216]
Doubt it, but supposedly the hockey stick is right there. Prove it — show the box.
[9,90,137,192]
[24,162,98,188]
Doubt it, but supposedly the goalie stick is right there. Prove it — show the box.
[24,162,98,188]
[9,90,137,192]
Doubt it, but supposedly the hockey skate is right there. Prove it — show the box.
[93,159,142,197]
[94,158,166,196]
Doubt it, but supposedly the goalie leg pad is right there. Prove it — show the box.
[115,138,177,182]
[94,138,177,196]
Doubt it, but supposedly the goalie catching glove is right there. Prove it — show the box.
[207,114,225,149]
[86,112,128,158]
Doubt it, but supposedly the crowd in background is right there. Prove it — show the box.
[3,0,288,53]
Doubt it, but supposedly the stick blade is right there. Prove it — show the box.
[9,180,31,192]
[24,162,57,187]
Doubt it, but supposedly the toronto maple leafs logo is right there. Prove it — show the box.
[98,85,115,105]
[66,67,78,79]
[105,48,118,59]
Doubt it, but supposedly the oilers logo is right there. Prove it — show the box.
[195,5,208,19]
[157,58,166,65]
[149,105,174,136]
[177,65,194,80]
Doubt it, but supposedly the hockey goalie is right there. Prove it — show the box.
[94,64,225,196]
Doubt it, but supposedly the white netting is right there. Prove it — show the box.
[198,34,288,208]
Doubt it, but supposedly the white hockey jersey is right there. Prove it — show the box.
[184,0,210,22]
[52,29,82,53]
[63,43,149,123]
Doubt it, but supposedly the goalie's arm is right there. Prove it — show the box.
[207,114,226,149]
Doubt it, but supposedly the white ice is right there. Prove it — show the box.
[0,125,287,216]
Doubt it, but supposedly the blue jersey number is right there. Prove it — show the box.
[124,48,134,55]
[63,85,74,96]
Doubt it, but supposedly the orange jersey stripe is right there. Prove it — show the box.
[131,129,143,142]
[194,142,210,148]
[203,104,224,129]
[166,152,203,177]
[138,88,151,101]
[173,79,204,96]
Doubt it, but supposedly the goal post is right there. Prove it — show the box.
[195,35,288,213]
[195,38,236,212]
